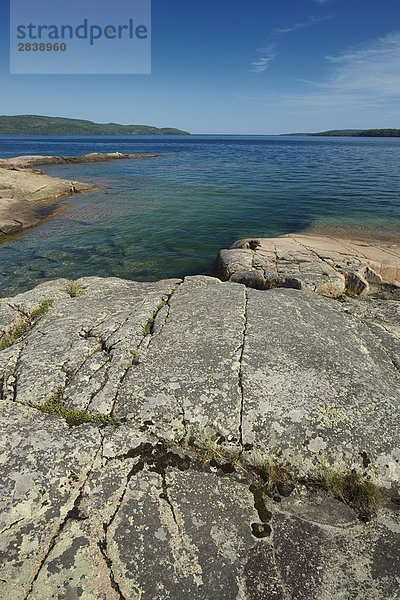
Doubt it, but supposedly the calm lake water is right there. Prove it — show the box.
[0,134,399,296]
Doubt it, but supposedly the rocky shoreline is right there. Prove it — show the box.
[0,154,399,598]
[0,152,157,236]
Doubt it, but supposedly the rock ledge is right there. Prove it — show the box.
[214,234,400,298]
[1,275,399,599]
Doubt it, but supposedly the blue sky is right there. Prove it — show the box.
[0,0,399,133]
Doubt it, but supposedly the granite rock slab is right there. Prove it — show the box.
[1,275,400,598]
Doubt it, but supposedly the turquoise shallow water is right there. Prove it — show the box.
[0,134,399,296]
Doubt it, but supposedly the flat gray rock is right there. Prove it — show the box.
[0,166,94,203]
[1,276,399,484]
[0,152,157,168]
[241,288,400,486]
[113,276,246,443]
[0,167,95,236]
[0,197,54,235]
[1,277,177,411]
[0,400,100,600]
[1,276,399,598]
[19,451,400,600]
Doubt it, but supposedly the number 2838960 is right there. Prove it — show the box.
[18,43,67,51]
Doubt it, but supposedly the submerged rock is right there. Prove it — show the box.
[0,166,95,236]
[0,152,158,236]
[0,275,399,598]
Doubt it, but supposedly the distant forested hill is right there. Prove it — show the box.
[312,129,400,137]
[355,129,400,137]
[0,115,190,135]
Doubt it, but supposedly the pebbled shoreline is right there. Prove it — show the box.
[0,152,157,236]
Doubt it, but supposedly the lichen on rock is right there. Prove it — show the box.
[1,274,399,599]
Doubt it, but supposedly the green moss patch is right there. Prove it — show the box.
[40,390,114,426]
[0,298,55,351]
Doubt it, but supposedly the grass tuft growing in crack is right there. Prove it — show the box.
[316,459,382,513]
[0,298,55,351]
[197,428,242,470]
[142,319,153,337]
[255,450,296,493]
[64,280,84,298]
[30,298,55,319]
[198,429,223,462]
[191,429,382,517]
[40,389,114,426]
[142,299,167,337]
[0,321,30,351]
[345,284,359,297]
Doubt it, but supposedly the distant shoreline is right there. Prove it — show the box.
[282,128,400,137]
[0,114,190,136]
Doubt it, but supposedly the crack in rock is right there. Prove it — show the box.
[237,289,248,450]
[24,441,102,599]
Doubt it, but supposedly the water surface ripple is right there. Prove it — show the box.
[0,135,399,296]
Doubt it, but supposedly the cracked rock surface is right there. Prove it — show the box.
[1,275,399,599]
[214,234,400,298]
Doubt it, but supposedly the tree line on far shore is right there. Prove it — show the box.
[313,128,400,137]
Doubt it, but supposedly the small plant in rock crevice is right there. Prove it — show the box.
[345,284,359,297]
[254,450,296,495]
[142,299,168,337]
[30,298,55,319]
[64,280,84,298]
[316,458,382,514]
[0,298,55,351]
[194,428,242,471]
[0,321,30,351]
[39,388,114,426]
[189,429,383,517]
[198,429,226,463]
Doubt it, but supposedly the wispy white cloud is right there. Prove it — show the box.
[245,31,400,119]
[272,15,331,36]
[251,15,331,74]
[322,32,400,95]
[313,0,331,5]
[251,44,276,72]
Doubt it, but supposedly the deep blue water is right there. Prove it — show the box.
[0,134,399,296]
